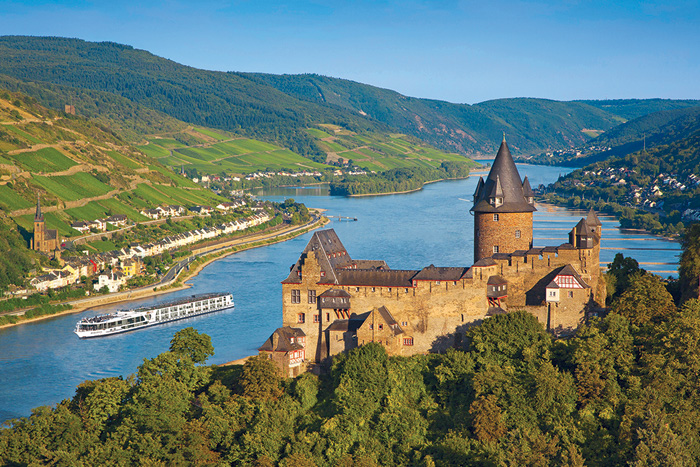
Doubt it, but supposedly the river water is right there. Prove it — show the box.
[0,163,681,421]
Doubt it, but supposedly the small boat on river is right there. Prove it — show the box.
[74,293,234,338]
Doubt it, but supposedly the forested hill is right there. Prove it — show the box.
[0,36,388,161]
[577,98,700,120]
[244,73,624,155]
[525,106,700,166]
[0,36,694,160]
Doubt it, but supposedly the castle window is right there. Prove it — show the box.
[388,288,392,293]
[308,290,316,304]
[356,287,360,292]
[493,246,499,253]
[568,291,574,298]
[402,321,408,326]
[405,288,409,293]
[404,337,414,346]
[493,213,499,221]
[313,314,320,323]
[297,313,305,323]
[515,230,521,239]
[291,289,301,303]
[369,324,373,330]
[379,324,384,330]
[326,313,330,321]
[548,291,557,297]
[371,287,375,292]
[435,281,440,285]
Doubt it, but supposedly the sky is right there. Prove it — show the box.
[0,0,699,104]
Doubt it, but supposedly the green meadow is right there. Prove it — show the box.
[0,184,33,211]
[31,172,112,201]
[107,150,143,169]
[7,147,77,173]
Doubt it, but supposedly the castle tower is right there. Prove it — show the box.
[471,136,536,262]
[32,194,45,252]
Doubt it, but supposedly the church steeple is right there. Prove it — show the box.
[35,194,44,222]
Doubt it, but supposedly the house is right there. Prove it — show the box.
[106,214,128,227]
[258,327,307,378]
[94,271,126,293]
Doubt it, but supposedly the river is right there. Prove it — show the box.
[0,163,681,421]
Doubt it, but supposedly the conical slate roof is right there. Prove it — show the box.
[34,194,43,221]
[471,137,536,213]
[586,208,602,226]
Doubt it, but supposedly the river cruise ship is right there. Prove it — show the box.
[74,293,234,338]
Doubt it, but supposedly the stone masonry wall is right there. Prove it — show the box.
[474,211,533,262]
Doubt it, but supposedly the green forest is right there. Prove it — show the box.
[330,162,474,196]
[2,226,700,466]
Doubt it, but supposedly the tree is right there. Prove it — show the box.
[239,356,283,400]
[611,272,676,325]
[469,394,506,442]
[679,223,700,302]
[606,253,642,300]
[169,327,214,364]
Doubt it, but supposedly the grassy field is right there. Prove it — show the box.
[31,172,112,201]
[0,184,33,211]
[2,124,42,144]
[306,128,331,139]
[107,150,143,169]
[6,147,77,173]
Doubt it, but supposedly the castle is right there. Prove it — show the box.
[259,138,605,377]
[30,196,59,254]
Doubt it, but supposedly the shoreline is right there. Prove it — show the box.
[346,176,474,198]
[0,215,329,330]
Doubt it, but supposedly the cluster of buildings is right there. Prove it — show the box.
[139,205,186,220]
[259,137,606,377]
[29,205,271,293]
[243,170,324,181]
[578,167,700,213]
[71,214,127,233]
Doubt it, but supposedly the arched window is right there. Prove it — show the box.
[515,230,521,238]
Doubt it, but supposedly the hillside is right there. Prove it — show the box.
[523,106,700,166]
[136,123,471,178]
[0,90,227,241]
[246,72,625,155]
[545,128,700,235]
[577,98,700,120]
[1,36,693,160]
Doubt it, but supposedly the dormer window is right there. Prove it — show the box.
[492,196,503,207]
[527,196,534,204]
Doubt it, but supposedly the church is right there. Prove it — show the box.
[31,196,59,254]
[259,137,605,376]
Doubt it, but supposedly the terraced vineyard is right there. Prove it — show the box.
[137,128,331,175]
[137,124,470,176]
[309,124,470,172]
[0,91,227,238]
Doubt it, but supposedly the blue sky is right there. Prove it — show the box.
[1,0,698,103]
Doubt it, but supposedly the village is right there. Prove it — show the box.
[27,198,272,295]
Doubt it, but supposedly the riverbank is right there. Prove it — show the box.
[347,176,473,197]
[0,214,329,330]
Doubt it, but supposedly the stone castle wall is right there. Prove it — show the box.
[474,211,533,261]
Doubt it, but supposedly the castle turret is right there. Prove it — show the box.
[471,136,536,262]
